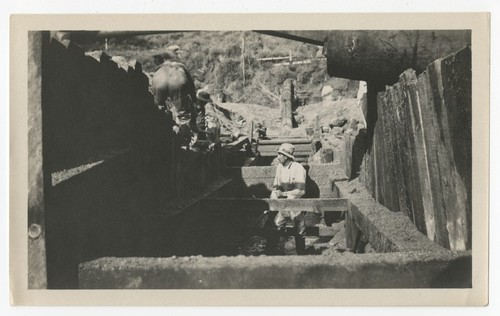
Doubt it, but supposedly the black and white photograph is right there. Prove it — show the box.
[8,11,491,308]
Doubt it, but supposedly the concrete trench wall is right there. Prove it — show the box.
[79,251,471,289]
[347,46,471,251]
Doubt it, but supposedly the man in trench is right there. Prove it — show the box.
[270,143,307,254]
[193,89,220,151]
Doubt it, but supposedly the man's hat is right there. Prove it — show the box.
[277,143,295,160]
[196,90,212,103]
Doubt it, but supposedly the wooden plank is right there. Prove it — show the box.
[376,90,399,212]
[258,149,312,155]
[372,104,382,203]
[343,134,354,179]
[257,144,313,152]
[345,207,360,251]
[27,31,48,289]
[259,151,312,157]
[412,48,471,251]
[416,60,451,249]
[254,31,326,46]
[225,136,249,150]
[203,198,348,213]
[438,47,471,250]
[407,69,436,242]
[399,70,427,234]
[258,138,312,145]
[387,84,412,219]
[294,157,310,162]
[257,148,312,155]
[365,48,471,252]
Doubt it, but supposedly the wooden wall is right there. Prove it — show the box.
[36,33,224,288]
[42,36,168,173]
[356,47,471,251]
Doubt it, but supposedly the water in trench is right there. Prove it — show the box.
[162,199,375,257]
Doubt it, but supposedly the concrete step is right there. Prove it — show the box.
[258,138,312,145]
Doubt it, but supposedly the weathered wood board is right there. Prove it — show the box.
[354,46,471,250]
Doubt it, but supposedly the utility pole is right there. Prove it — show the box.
[241,32,246,86]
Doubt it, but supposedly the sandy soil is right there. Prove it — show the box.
[216,96,364,141]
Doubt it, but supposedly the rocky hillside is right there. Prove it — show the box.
[79,31,347,107]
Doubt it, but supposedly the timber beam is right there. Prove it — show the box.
[203,198,348,213]
[325,30,470,84]
[254,31,327,46]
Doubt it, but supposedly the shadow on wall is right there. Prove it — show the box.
[42,34,164,172]
[247,183,272,198]
[347,82,385,180]
[430,255,472,288]
[224,165,322,199]
[45,149,172,289]
[348,129,367,180]
[304,165,320,198]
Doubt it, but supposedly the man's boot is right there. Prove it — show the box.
[295,235,306,255]
[270,226,286,255]
[276,226,287,237]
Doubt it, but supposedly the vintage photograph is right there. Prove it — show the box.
[27,28,473,288]
[12,13,490,306]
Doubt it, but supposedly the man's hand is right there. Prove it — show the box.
[172,125,180,134]
[271,190,286,198]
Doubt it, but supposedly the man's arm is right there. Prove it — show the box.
[271,165,283,198]
[284,163,306,199]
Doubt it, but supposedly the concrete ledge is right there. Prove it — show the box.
[335,180,453,253]
[79,251,471,289]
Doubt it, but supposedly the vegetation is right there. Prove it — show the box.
[82,31,328,107]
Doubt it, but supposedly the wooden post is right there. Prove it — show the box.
[313,115,321,141]
[281,79,293,127]
[28,31,48,289]
[248,120,254,143]
[345,210,361,251]
[241,32,246,86]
